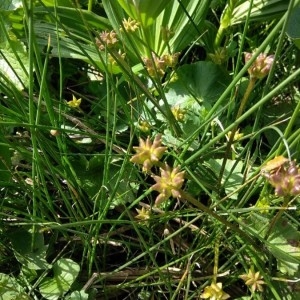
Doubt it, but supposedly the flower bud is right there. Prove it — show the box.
[244,52,274,79]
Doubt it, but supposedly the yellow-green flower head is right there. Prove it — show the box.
[67,94,81,108]
[200,282,230,300]
[161,26,174,42]
[130,134,167,173]
[208,47,227,65]
[135,207,151,225]
[96,30,118,51]
[138,120,151,133]
[151,164,185,206]
[143,53,166,77]
[108,50,126,66]
[161,52,180,68]
[121,17,139,32]
[239,268,265,293]
[226,129,243,141]
[244,52,274,79]
[171,106,186,122]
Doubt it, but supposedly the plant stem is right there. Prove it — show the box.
[265,196,290,239]
[180,191,259,248]
[218,77,257,189]
[88,0,93,11]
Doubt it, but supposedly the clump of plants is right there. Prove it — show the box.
[0,0,300,299]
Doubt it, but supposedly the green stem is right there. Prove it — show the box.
[214,25,225,49]
[88,0,93,11]
[180,191,259,248]
[236,77,257,120]
[265,196,290,239]
[217,77,257,189]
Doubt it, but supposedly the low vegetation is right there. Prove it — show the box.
[0,0,300,299]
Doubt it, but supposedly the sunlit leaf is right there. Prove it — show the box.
[8,228,51,270]
[0,273,30,300]
[286,4,300,49]
[39,258,80,300]
[267,218,300,275]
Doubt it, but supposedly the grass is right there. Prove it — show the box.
[0,0,300,299]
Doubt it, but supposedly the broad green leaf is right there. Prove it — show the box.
[66,290,89,300]
[0,0,22,10]
[69,155,138,208]
[175,61,231,107]
[0,273,30,300]
[246,214,300,275]
[39,258,80,300]
[286,4,300,49]
[33,21,123,74]
[267,218,300,275]
[207,159,245,199]
[231,0,288,25]
[8,228,50,270]
[68,155,104,199]
[0,36,29,90]
[33,6,111,35]
[116,0,169,27]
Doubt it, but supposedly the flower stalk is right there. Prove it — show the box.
[218,52,274,188]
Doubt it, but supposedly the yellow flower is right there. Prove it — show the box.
[255,197,270,214]
[151,164,185,206]
[208,47,227,65]
[121,17,139,32]
[130,134,167,173]
[135,207,151,225]
[108,50,126,66]
[143,53,166,77]
[67,95,81,108]
[138,120,151,133]
[161,52,180,68]
[226,129,243,141]
[239,268,265,293]
[200,282,230,300]
[171,106,186,122]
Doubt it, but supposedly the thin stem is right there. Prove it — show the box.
[213,236,220,284]
[180,191,259,248]
[218,77,257,188]
[88,0,93,11]
[265,196,290,239]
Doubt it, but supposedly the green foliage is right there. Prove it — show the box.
[116,0,170,27]
[231,0,290,25]
[0,142,11,183]
[0,0,300,299]
[0,273,30,300]
[39,258,80,300]
[8,228,50,270]
[286,4,300,49]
